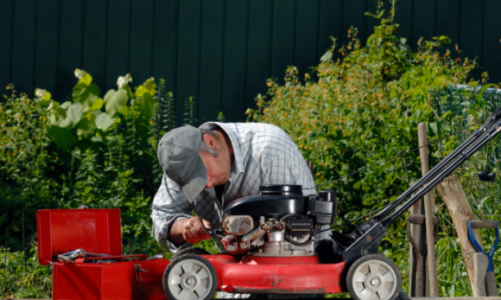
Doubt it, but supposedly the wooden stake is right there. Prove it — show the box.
[418,122,439,297]
[437,174,485,296]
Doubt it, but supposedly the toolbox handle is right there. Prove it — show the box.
[469,220,498,229]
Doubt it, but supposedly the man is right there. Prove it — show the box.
[151,122,324,253]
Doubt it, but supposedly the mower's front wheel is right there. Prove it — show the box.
[163,254,217,300]
[346,254,401,300]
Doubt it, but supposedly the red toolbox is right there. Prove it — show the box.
[37,209,170,300]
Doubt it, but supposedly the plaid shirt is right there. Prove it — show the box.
[151,122,325,252]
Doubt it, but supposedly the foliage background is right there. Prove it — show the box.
[2,5,501,299]
[248,9,501,297]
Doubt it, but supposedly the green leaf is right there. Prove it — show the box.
[76,71,93,86]
[469,80,478,88]
[48,125,76,150]
[73,83,100,108]
[95,112,115,131]
[59,102,83,129]
[478,83,494,95]
[76,112,97,138]
[320,51,333,63]
[48,101,67,119]
[90,98,104,111]
[466,108,477,115]
[135,93,154,121]
[429,122,438,135]
[104,89,128,117]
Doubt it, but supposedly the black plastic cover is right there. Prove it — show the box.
[259,185,303,196]
[224,195,308,220]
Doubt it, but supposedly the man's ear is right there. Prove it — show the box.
[202,134,218,148]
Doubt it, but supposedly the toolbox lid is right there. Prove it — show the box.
[36,209,123,265]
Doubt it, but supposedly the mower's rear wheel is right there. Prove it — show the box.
[346,254,401,300]
[163,254,217,300]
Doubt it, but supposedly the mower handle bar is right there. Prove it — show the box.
[371,108,501,228]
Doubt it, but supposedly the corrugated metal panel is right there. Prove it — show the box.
[482,0,501,82]
[318,0,343,61]
[176,0,202,124]
[199,0,225,124]
[12,0,37,94]
[0,0,13,90]
[130,0,155,84]
[83,0,107,90]
[436,0,460,56]
[221,0,249,122]
[271,0,296,81]
[295,0,319,78]
[35,0,59,96]
[343,0,367,46]
[1,0,500,121]
[58,0,85,100]
[393,0,413,44]
[246,0,273,112]
[152,0,178,94]
[365,0,379,39]
[106,0,131,89]
[413,0,436,46]
[460,0,483,79]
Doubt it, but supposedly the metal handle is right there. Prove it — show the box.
[470,220,498,229]
[57,248,107,263]
[145,254,164,260]
[468,220,500,272]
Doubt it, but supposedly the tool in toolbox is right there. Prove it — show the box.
[406,214,438,297]
[468,220,499,296]
[37,108,501,300]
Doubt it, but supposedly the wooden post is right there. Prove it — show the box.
[409,194,426,296]
[418,123,439,297]
[436,175,485,296]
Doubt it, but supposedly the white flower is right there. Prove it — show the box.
[462,272,467,277]
[35,88,47,98]
[117,73,133,89]
[74,69,87,79]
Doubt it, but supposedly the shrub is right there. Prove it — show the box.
[248,11,482,296]
[0,71,183,256]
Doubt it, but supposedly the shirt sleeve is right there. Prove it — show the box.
[151,174,194,252]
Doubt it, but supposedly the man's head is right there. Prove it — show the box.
[157,125,233,202]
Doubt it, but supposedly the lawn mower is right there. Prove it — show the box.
[37,108,501,300]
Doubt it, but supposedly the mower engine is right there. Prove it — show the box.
[220,185,336,256]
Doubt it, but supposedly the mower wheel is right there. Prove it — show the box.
[163,254,217,300]
[173,247,210,259]
[346,254,401,300]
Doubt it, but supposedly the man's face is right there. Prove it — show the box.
[199,145,232,190]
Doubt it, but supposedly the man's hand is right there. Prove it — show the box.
[170,217,212,245]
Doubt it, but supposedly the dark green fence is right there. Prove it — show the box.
[1,0,501,124]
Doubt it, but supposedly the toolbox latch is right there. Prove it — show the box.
[134,264,148,283]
